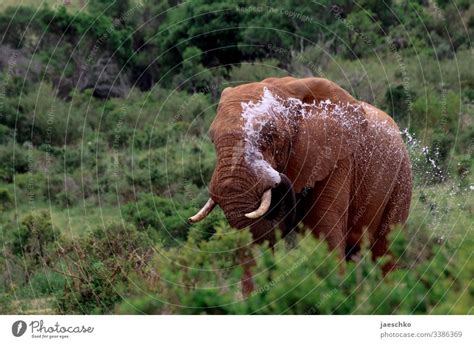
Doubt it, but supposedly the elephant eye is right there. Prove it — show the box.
[258,122,275,146]
[257,131,274,149]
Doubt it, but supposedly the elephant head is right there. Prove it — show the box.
[189,77,367,245]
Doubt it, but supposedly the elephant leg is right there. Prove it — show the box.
[302,159,352,261]
[238,249,255,297]
[371,169,412,273]
[241,266,254,297]
[344,239,361,261]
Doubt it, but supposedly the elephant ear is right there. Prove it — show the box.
[283,78,368,193]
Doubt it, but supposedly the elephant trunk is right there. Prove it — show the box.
[208,169,296,242]
[192,132,297,242]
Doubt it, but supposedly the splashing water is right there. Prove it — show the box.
[240,88,286,184]
[401,128,446,183]
[238,89,449,188]
[239,87,365,182]
[401,129,472,242]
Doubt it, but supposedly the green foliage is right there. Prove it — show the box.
[335,9,383,59]
[0,142,29,182]
[172,46,214,93]
[117,223,252,315]
[0,124,12,144]
[58,222,152,314]
[88,0,131,19]
[0,187,13,211]
[114,223,473,314]
[227,59,286,83]
[123,193,194,246]
[411,89,461,136]
[240,226,470,315]
[10,210,61,288]
[0,82,83,146]
[22,271,65,298]
[0,6,41,48]
[384,85,416,124]
[156,1,244,82]
[13,210,59,259]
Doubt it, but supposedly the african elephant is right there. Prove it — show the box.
[189,77,412,291]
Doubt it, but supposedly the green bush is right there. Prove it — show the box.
[0,187,13,211]
[57,222,152,314]
[88,0,131,19]
[11,210,61,287]
[47,175,81,207]
[0,142,29,182]
[172,46,214,93]
[116,224,472,314]
[410,89,461,136]
[21,271,65,298]
[0,124,12,144]
[13,210,60,258]
[123,193,194,246]
[227,59,286,84]
[18,83,83,146]
[117,222,252,315]
[384,85,416,124]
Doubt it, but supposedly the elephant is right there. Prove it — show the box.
[189,77,412,293]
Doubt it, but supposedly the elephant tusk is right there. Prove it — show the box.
[245,189,272,219]
[188,198,216,223]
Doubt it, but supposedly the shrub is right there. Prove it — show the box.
[123,193,194,246]
[18,83,83,146]
[14,172,46,198]
[172,46,214,93]
[125,138,215,194]
[57,222,152,314]
[12,210,59,257]
[0,142,29,182]
[47,174,81,207]
[116,223,472,314]
[384,85,416,124]
[12,210,61,284]
[410,89,460,136]
[227,59,286,84]
[117,222,252,315]
[0,124,12,144]
[88,0,131,19]
[21,271,65,299]
[0,187,13,211]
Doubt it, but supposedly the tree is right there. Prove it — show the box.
[88,0,131,20]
